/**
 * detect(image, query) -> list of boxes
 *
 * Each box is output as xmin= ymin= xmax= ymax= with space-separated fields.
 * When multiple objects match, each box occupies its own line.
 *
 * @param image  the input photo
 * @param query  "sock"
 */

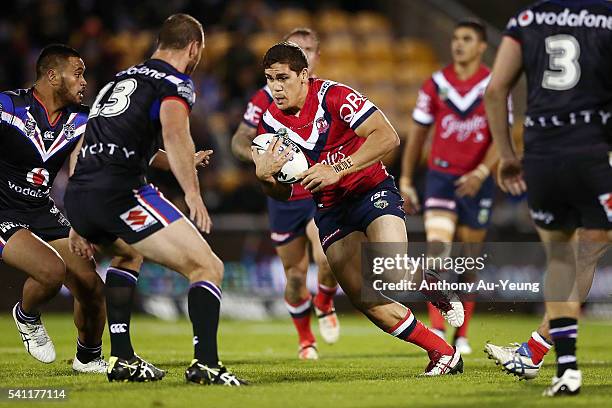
xmin=388 ymin=310 xmax=454 ymax=355
xmin=76 ymin=338 xmax=102 ymax=364
xmin=313 ymin=284 xmax=337 ymax=314
xmin=105 ymin=267 xmax=138 ymax=359
xmin=454 ymin=301 xmax=475 ymax=339
xmin=15 ymin=301 xmax=40 ymax=324
xmin=426 ymin=302 xmax=446 ymax=331
xmin=285 ymin=296 xmax=316 ymax=348
xmin=188 ymin=281 xmax=221 ymax=366
xmin=526 ymin=330 xmax=552 ymax=365
xmin=549 ymin=317 xmax=578 ymax=377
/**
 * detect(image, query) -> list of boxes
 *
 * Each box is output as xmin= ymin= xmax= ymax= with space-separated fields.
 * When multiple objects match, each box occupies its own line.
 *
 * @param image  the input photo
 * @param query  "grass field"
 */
xmin=0 ymin=313 xmax=610 ymax=407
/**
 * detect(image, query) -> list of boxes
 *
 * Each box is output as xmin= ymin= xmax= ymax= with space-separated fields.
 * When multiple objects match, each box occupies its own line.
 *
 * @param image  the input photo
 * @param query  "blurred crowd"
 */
xmin=1 ymin=0 xmax=532 ymax=234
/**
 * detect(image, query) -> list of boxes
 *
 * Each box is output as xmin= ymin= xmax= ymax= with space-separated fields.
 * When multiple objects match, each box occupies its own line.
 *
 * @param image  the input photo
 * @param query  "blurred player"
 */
xmin=484 ymin=0 xmax=611 ymax=396
xmin=0 ymin=44 xmax=134 ymax=373
xmin=231 ymin=28 xmax=339 ymax=360
xmin=65 ymin=14 xmax=245 ymax=386
xmin=400 ymin=20 xmax=506 ymax=354
xmin=252 ymin=42 xmax=465 ymax=375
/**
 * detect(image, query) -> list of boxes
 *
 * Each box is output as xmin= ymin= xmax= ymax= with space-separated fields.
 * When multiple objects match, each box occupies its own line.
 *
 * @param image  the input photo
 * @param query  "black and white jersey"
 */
xmin=504 ymin=0 xmax=612 ymax=154
xmin=0 ymin=88 xmax=87 ymax=210
xmin=70 ymin=59 xmax=196 ymax=190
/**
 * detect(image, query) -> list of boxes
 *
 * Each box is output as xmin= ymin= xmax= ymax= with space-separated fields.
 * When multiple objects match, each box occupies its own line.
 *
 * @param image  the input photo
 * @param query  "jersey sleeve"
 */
xmin=160 ymin=75 xmax=196 ymax=112
xmin=503 ymin=8 xmax=529 ymax=43
xmin=0 ymin=92 xmax=15 ymax=128
xmin=243 ymin=88 xmax=273 ymax=128
xmin=412 ymin=78 xmax=436 ymax=126
xmin=327 ymin=83 xmax=378 ymax=131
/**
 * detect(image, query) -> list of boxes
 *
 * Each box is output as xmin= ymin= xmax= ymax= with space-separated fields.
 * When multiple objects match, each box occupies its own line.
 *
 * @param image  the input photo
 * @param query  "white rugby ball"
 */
xmin=252 ymin=133 xmax=309 ymax=184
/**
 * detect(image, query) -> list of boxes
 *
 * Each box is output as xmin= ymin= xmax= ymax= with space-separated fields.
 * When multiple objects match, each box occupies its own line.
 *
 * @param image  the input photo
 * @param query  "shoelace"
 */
xmin=29 ymin=323 xmax=50 ymax=347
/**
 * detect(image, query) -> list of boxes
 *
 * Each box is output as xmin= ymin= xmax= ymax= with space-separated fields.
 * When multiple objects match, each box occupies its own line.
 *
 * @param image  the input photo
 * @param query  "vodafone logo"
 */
xmin=599 ymin=193 xmax=612 ymax=222
xmin=120 ymin=205 xmax=158 ymax=232
xmin=518 ymin=9 xmax=534 ymax=26
xmin=27 ymin=168 xmax=49 ymax=187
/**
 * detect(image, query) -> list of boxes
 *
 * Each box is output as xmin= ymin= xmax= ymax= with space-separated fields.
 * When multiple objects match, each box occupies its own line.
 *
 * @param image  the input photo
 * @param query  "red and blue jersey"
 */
xmin=413 ymin=64 xmax=510 ymax=176
xmin=258 ymin=78 xmax=389 ymax=208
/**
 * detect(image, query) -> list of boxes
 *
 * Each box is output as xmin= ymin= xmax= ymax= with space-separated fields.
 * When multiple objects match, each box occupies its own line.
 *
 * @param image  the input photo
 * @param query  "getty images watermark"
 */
xmin=360 ymin=242 xmax=612 ymax=303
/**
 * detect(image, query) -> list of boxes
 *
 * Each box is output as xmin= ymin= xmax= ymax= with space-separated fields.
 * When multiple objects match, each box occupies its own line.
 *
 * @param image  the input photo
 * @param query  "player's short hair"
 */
xmin=283 ymin=27 xmax=320 ymax=51
xmin=455 ymin=19 xmax=487 ymax=42
xmin=157 ymin=13 xmax=204 ymax=50
xmin=263 ymin=42 xmax=308 ymax=73
xmin=35 ymin=44 xmax=81 ymax=80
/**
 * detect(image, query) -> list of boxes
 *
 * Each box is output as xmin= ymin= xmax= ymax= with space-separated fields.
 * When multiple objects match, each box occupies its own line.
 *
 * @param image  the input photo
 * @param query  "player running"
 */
xmin=252 ymin=42 xmax=465 ymax=375
xmin=65 ymin=14 xmax=245 ymax=386
xmin=400 ymin=20 xmax=506 ymax=355
xmin=484 ymin=0 xmax=612 ymax=396
xmin=231 ymin=28 xmax=339 ymax=360
xmin=0 ymin=44 xmax=137 ymax=373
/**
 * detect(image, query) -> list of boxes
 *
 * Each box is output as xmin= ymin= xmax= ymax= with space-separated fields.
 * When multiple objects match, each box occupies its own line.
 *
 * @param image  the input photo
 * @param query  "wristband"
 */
xmin=472 ymin=164 xmax=490 ymax=181
xmin=332 ymin=156 xmax=354 ymax=175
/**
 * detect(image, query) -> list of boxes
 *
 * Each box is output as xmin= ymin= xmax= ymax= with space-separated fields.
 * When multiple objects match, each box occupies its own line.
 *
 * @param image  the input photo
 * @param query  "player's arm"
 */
xmin=160 ymin=99 xmax=211 ymax=232
xmin=400 ymin=122 xmax=429 ymax=214
xmin=150 ymin=149 xmax=213 ymax=171
xmin=484 ymin=36 xmax=526 ymax=196
xmin=301 ymin=110 xmax=399 ymax=193
xmin=251 ymin=136 xmax=292 ymax=200
xmin=231 ymin=122 xmax=258 ymax=162
xmin=68 ymin=136 xmax=85 ymax=177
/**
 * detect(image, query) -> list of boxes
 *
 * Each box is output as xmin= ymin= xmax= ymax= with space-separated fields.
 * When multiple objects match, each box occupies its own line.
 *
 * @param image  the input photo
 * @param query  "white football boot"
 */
xmin=422 ymin=348 xmax=463 ymax=376
xmin=315 ymin=306 xmax=340 ymax=344
xmin=542 ymin=369 xmax=581 ymax=397
xmin=298 ymin=344 xmax=319 ymax=360
xmin=454 ymin=336 xmax=472 ymax=355
xmin=12 ymin=303 xmax=55 ymax=363
xmin=72 ymin=355 xmax=108 ymax=373
xmin=484 ymin=342 xmax=541 ymax=379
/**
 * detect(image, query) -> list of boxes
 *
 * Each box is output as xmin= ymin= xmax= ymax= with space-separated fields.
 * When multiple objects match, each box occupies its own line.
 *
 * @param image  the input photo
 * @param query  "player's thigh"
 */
xmin=130 ymin=218 xmax=222 ymax=280
xmin=47 ymin=238 xmax=103 ymax=299
xmin=456 ymin=225 xmax=487 ymax=243
xmin=325 ymin=231 xmax=367 ymax=302
xmin=275 ymin=235 xmax=309 ymax=276
xmin=2 ymin=229 xmax=66 ymax=285
xmin=305 ymin=218 xmax=332 ymax=272
xmin=366 ymin=214 xmax=408 ymax=243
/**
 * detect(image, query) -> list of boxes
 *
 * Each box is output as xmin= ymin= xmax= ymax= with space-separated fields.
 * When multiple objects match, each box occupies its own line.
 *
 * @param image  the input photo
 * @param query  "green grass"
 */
xmin=0 ymin=313 xmax=610 ymax=407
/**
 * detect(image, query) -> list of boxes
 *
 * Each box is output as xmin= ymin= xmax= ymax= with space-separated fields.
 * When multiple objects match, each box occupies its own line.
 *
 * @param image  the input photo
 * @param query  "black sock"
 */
xmin=105 ymin=267 xmax=138 ymax=360
xmin=188 ymin=281 xmax=221 ymax=366
xmin=76 ymin=338 xmax=102 ymax=363
xmin=15 ymin=301 xmax=40 ymax=324
xmin=549 ymin=317 xmax=578 ymax=377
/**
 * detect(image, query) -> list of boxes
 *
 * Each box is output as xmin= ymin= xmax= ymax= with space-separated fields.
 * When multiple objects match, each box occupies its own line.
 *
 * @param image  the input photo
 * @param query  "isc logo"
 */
xmin=110 ymin=323 xmax=128 ymax=333
xmin=370 ymin=191 xmax=388 ymax=201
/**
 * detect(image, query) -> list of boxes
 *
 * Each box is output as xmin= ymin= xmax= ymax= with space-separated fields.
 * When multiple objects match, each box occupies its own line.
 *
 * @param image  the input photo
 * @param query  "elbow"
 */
xmin=387 ymin=128 xmax=400 ymax=152
xmin=484 ymin=86 xmax=507 ymax=105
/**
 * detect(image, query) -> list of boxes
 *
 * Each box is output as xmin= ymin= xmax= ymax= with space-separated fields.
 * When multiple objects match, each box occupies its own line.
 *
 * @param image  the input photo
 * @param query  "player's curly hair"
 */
xmin=263 ymin=42 xmax=308 ymax=74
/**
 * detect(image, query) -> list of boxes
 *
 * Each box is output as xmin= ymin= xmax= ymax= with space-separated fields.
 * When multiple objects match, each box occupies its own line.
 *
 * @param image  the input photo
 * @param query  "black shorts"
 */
xmin=523 ymin=151 xmax=612 ymax=230
xmin=65 ymin=184 xmax=184 ymax=245
xmin=0 ymin=200 xmax=70 ymax=257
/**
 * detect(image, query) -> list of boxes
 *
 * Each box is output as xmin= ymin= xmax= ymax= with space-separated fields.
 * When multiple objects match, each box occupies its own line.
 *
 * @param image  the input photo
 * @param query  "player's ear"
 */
xmin=479 ymin=41 xmax=488 ymax=54
xmin=47 ymin=68 xmax=59 ymax=86
xmin=301 ymin=68 xmax=308 ymax=82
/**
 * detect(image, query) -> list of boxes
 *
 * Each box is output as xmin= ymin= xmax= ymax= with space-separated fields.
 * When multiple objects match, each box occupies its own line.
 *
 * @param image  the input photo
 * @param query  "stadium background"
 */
xmin=0 ymin=0 xmax=610 ymax=320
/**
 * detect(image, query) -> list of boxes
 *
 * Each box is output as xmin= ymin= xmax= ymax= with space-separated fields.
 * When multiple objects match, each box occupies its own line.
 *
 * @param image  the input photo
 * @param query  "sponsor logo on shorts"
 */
xmin=373 ymin=199 xmax=388 ymax=209
xmin=26 ymin=168 xmax=49 ymax=187
xmin=321 ymin=228 xmax=342 ymax=247
xmin=270 ymin=232 xmax=292 ymax=242
xmin=478 ymin=208 xmax=490 ymax=225
xmin=598 ymin=193 xmax=612 ymax=222
xmin=8 ymin=180 xmax=49 ymax=198
xmin=0 ymin=221 xmax=30 ymax=234
xmin=120 ymin=205 xmax=158 ymax=232
xmin=109 ymin=323 xmax=128 ymax=333
xmin=530 ymin=209 xmax=554 ymax=225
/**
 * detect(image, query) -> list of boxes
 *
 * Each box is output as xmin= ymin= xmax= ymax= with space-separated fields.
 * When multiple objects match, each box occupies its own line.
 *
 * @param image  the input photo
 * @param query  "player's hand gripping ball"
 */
xmin=252 ymin=132 xmax=309 ymax=183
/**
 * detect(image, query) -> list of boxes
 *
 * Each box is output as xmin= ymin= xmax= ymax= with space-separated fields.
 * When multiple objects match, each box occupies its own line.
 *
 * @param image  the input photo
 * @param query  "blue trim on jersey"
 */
xmin=350 ymin=106 xmax=377 ymax=131
xmin=0 ymin=92 xmax=15 ymax=114
xmin=433 ymin=80 xmax=483 ymax=119
xmin=149 ymin=98 xmax=161 ymax=122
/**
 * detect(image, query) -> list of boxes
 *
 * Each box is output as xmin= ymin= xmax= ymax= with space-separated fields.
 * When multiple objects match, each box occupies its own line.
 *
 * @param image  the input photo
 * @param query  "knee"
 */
xmin=188 ymin=253 xmax=224 ymax=285
xmin=39 ymin=257 xmax=66 ymax=289
xmin=285 ymin=265 xmax=307 ymax=290
xmin=114 ymin=251 xmax=144 ymax=272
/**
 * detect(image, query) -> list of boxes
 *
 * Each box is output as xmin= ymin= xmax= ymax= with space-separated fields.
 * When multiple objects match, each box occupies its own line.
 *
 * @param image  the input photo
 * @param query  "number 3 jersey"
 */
xmin=258 ymin=78 xmax=389 ymax=209
xmin=0 ymin=89 xmax=87 ymax=210
xmin=70 ymin=59 xmax=196 ymax=190
xmin=504 ymin=0 xmax=612 ymax=155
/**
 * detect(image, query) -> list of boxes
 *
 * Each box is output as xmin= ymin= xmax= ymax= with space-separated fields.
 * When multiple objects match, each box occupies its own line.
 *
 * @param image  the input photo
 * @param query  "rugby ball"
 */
xmin=252 ymin=133 xmax=309 ymax=184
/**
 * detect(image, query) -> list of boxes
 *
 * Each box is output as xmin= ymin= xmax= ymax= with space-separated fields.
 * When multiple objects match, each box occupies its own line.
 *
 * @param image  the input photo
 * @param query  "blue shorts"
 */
xmin=315 ymin=178 xmax=406 ymax=252
xmin=424 ymin=169 xmax=494 ymax=229
xmin=267 ymin=197 xmax=316 ymax=246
